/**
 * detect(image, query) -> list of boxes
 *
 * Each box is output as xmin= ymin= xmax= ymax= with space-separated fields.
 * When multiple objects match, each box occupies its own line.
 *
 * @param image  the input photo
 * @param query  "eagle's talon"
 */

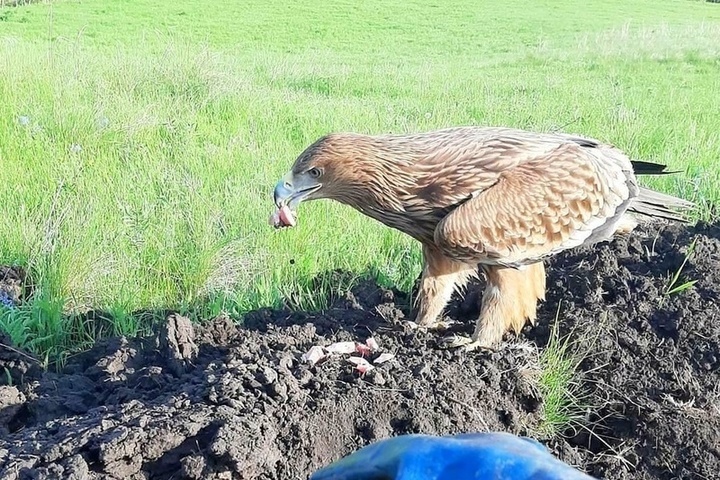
xmin=424 ymin=320 xmax=459 ymax=331
xmin=438 ymin=334 xmax=493 ymax=352
xmin=402 ymin=320 xmax=420 ymax=330
xmin=405 ymin=320 xmax=458 ymax=333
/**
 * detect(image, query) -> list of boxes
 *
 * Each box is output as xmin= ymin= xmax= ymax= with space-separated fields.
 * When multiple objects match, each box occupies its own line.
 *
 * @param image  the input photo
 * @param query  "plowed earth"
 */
xmin=1 ymin=221 xmax=719 ymax=479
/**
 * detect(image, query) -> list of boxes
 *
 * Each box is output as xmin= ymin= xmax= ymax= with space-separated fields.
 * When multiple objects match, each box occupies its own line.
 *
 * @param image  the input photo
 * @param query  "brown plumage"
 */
xmin=272 ymin=126 xmax=695 ymax=350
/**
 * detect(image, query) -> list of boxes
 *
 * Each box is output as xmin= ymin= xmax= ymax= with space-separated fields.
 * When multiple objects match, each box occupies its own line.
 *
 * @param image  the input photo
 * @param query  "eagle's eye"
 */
xmin=308 ymin=167 xmax=322 ymax=179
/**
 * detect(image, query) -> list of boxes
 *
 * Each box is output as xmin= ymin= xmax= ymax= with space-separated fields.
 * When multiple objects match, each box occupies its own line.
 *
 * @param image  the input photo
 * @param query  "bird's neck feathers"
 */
xmin=326 ymin=135 xmax=419 ymax=213
xmin=318 ymin=134 xmax=445 ymax=243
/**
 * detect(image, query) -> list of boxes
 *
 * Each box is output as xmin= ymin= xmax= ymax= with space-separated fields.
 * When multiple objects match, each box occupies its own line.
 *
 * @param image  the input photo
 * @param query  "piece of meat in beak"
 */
xmin=269 ymin=204 xmax=296 ymax=228
xmin=270 ymin=171 xmax=322 ymax=229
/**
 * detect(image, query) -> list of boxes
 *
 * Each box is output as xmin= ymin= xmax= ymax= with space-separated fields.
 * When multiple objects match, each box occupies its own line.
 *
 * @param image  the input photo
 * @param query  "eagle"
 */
xmin=271 ymin=126 xmax=695 ymax=351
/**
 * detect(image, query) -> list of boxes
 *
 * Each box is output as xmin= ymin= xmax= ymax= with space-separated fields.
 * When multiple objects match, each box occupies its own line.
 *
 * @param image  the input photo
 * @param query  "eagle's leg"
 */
xmin=412 ymin=245 xmax=476 ymax=331
xmin=441 ymin=262 xmax=546 ymax=351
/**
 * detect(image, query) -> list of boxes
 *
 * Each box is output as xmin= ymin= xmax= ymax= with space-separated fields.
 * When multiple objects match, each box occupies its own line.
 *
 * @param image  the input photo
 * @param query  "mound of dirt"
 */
xmin=0 ymin=221 xmax=718 ymax=480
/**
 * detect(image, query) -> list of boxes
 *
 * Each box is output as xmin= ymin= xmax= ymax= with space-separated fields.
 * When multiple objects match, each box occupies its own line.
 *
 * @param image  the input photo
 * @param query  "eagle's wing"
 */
xmin=432 ymin=139 xmax=636 ymax=266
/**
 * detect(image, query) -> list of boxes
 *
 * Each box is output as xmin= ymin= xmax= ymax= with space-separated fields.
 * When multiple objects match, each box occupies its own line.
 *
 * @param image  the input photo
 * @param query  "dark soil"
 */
xmin=1 ymin=221 xmax=719 ymax=480
xmin=0 ymin=266 xmax=26 ymax=308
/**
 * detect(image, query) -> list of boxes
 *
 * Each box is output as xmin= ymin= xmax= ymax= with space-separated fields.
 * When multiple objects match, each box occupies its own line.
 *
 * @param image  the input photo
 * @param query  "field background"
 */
xmin=1 ymin=0 xmax=719 ymax=359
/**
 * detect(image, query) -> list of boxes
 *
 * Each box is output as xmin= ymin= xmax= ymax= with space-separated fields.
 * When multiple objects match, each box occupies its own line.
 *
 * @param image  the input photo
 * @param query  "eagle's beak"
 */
xmin=273 ymin=173 xmax=322 ymax=209
xmin=274 ymin=175 xmax=293 ymax=208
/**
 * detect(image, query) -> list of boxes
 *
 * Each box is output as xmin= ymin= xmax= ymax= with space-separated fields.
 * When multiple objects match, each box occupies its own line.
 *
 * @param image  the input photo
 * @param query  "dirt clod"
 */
xmin=0 ymin=221 xmax=719 ymax=479
xmin=0 ymin=386 xmax=25 ymax=435
xmin=0 ymin=265 xmax=26 ymax=307
xmin=158 ymin=314 xmax=199 ymax=376
xmin=0 ymin=333 xmax=42 ymax=386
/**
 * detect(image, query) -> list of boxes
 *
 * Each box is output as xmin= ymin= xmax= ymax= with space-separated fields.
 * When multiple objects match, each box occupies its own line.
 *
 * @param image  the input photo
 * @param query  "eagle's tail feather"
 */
xmin=626 ymin=160 xmax=696 ymax=223
xmin=630 ymin=187 xmax=695 ymax=223
xmin=630 ymin=160 xmax=680 ymax=175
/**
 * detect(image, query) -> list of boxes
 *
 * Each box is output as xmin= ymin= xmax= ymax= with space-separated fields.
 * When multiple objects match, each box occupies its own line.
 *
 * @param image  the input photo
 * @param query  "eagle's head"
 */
xmin=271 ymin=133 xmax=393 ymax=227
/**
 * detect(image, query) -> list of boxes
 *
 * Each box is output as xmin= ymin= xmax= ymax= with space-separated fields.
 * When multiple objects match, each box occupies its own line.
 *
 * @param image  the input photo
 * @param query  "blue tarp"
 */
xmin=310 ymin=432 xmax=597 ymax=480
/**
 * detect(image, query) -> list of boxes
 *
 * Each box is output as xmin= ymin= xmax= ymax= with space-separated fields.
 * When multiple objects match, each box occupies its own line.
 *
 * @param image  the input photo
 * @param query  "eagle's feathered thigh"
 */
xmin=272 ymin=126 xmax=695 ymax=350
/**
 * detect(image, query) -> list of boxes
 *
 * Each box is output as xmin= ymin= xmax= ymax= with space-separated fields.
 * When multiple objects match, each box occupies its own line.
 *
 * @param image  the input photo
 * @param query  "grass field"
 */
xmin=1 ymin=0 xmax=720 ymax=360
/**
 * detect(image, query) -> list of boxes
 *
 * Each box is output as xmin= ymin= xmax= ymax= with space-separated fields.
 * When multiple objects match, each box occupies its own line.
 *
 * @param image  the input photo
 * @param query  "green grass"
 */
xmin=536 ymin=307 xmax=599 ymax=439
xmin=1 ymin=0 xmax=720 ymax=359
xmin=659 ymin=236 xmax=700 ymax=312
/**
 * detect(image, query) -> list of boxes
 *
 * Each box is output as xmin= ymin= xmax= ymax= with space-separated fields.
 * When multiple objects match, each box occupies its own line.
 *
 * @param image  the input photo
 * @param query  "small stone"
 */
xmin=366 ymin=369 xmax=386 ymax=386
xmin=257 ymin=366 xmax=278 ymax=385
